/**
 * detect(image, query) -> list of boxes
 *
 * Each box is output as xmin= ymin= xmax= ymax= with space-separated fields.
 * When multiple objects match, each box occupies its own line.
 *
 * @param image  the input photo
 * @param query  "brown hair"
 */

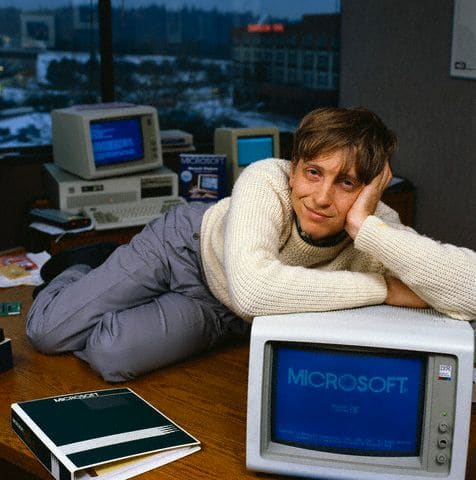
xmin=291 ymin=107 xmax=397 ymax=184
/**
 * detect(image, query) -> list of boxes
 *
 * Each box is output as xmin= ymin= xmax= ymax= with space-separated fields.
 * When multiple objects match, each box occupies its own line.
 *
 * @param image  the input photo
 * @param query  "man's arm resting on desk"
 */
xmin=354 ymin=215 xmax=476 ymax=320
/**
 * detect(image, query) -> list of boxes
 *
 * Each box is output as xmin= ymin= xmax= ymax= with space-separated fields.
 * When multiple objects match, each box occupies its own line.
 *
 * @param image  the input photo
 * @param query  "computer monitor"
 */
xmin=214 ymin=127 xmax=280 ymax=191
xmin=51 ymin=103 xmax=162 ymax=180
xmin=247 ymin=305 xmax=473 ymax=480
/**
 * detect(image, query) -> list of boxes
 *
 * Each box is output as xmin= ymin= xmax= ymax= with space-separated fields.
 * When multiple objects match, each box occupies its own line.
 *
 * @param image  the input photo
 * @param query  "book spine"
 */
xmin=11 ymin=409 xmax=54 ymax=475
xmin=11 ymin=410 xmax=74 ymax=480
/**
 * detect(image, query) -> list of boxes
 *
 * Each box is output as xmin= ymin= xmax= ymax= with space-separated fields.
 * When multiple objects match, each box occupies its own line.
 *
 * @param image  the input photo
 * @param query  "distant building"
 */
xmin=232 ymin=14 xmax=340 ymax=116
xmin=20 ymin=13 xmax=55 ymax=50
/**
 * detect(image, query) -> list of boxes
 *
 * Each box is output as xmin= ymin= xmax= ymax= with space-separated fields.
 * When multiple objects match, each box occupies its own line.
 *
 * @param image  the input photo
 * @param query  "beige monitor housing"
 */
xmin=52 ymin=104 xmax=162 ymax=180
xmin=214 ymin=127 xmax=280 ymax=192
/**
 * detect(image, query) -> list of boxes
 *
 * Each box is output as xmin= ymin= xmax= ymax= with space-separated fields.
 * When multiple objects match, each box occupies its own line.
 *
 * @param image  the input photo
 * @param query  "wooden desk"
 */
xmin=1 ymin=287 xmax=474 ymax=480
xmin=0 ymin=286 xmax=258 ymax=480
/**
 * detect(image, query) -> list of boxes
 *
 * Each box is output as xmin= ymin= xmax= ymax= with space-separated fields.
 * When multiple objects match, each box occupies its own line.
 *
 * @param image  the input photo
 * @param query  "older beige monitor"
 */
xmin=247 ymin=306 xmax=474 ymax=480
xmin=214 ymin=127 xmax=280 ymax=192
xmin=52 ymin=103 xmax=162 ymax=180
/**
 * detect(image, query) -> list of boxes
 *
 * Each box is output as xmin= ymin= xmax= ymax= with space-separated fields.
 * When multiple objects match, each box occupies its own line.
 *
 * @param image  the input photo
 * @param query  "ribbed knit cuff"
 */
xmin=354 ymin=215 xmax=391 ymax=255
xmin=355 ymin=215 xmax=423 ymax=273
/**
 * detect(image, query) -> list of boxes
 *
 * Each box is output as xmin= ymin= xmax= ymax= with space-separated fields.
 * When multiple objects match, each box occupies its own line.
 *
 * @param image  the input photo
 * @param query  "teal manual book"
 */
xmin=11 ymin=388 xmax=201 ymax=480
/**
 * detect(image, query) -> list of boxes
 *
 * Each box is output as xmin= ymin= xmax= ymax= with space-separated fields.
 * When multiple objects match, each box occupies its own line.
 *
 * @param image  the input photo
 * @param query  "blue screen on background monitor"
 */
xmin=271 ymin=344 xmax=425 ymax=456
xmin=91 ymin=117 xmax=144 ymax=166
xmin=237 ymin=136 xmax=273 ymax=167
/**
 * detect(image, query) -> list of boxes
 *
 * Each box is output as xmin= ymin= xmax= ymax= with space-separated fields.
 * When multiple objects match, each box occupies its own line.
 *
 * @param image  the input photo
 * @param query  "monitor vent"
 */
xmin=66 ymin=191 xmax=137 ymax=208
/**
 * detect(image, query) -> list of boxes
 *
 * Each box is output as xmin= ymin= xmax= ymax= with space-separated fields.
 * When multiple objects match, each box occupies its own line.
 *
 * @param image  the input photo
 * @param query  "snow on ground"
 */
xmin=0 ymin=99 xmax=296 ymax=148
xmin=2 ymin=51 xmax=296 ymax=147
xmin=183 ymin=97 xmax=298 ymax=131
xmin=1 ymin=87 xmax=29 ymax=103
xmin=37 ymin=51 xmax=91 ymax=84
xmin=0 ymin=112 xmax=51 ymax=147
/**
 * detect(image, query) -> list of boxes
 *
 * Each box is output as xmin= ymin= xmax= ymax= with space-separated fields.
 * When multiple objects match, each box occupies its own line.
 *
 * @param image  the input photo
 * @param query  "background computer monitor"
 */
xmin=51 ymin=103 xmax=162 ymax=180
xmin=247 ymin=305 xmax=473 ymax=480
xmin=214 ymin=126 xmax=280 ymax=192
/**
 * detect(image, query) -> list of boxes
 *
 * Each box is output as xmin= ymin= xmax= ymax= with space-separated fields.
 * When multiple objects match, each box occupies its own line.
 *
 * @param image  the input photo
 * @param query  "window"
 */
xmin=318 ymin=72 xmax=330 ymax=88
xmin=287 ymin=49 xmax=297 ymax=66
xmin=303 ymin=52 xmax=315 ymax=68
xmin=0 ymin=2 xmax=100 ymax=149
xmin=303 ymin=71 xmax=314 ymax=88
xmin=275 ymin=50 xmax=285 ymax=65
xmin=0 ymin=1 xmax=341 ymax=150
xmin=317 ymin=32 xmax=328 ymax=49
xmin=287 ymin=68 xmax=297 ymax=84
xmin=317 ymin=52 xmax=329 ymax=71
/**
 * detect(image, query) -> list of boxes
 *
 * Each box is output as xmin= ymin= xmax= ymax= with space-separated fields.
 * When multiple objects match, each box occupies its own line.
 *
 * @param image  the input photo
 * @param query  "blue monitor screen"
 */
xmin=237 ymin=136 xmax=274 ymax=167
xmin=271 ymin=344 xmax=425 ymax=456
xmin=90 ymin=117 xmax=144 ymax=166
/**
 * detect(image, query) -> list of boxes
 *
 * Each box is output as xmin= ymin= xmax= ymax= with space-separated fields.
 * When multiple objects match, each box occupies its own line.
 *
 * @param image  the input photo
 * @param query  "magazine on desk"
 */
xmin=0 ymin=249 xmax=50 ymax=287
xmin=11 ymin=388 xmax=201 ymax=480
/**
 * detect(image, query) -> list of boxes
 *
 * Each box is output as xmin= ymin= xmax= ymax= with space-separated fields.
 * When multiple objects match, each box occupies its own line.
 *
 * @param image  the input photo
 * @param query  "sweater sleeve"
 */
xmin=354 ymin=215 xmax=476 ymax=320
xmin=223 ymin=160 xmax=388 ymax=319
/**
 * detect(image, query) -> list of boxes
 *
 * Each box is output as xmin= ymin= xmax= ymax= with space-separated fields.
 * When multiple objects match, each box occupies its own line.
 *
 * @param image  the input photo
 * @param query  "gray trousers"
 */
xmin=26 ymin=203 xmax=249 ymax=382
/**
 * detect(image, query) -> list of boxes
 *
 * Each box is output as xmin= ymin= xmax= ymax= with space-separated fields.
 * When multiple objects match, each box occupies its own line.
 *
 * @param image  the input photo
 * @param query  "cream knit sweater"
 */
xmin=200 ymin=158 xmax=476 ymax=321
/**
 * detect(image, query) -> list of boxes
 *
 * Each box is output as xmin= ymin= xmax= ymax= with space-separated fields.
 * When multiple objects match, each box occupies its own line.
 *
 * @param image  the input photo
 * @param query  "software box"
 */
xmin=179 ymin=154 xmax=227 ymax=203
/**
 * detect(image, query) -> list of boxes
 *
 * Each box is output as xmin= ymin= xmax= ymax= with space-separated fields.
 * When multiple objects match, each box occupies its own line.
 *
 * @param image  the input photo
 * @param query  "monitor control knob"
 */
xmin=438 ymin=422 xmax=449 ymax=433
xmin=436 ymin=453 xmax=448 ymax=464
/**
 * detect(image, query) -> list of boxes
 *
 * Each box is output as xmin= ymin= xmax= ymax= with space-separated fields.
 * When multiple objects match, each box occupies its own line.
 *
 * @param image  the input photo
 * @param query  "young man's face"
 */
xmin=289 ymin=150 xmax=364 ymax=240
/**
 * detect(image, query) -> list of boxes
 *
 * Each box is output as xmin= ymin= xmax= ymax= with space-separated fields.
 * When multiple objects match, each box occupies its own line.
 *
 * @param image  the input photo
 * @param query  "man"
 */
xmin=27 ymin=107 xmax=476 ymax=382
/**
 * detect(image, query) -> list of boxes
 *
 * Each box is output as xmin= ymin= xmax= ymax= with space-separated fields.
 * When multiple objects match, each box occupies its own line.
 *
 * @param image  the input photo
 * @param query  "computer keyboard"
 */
xmin=83 ymin=197 xmax=187 ymax=230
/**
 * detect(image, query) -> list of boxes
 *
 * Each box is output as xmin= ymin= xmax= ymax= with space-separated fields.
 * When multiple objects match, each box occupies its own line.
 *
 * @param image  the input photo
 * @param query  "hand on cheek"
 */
xmin=345 ymin=163 xmax=393 ymax=239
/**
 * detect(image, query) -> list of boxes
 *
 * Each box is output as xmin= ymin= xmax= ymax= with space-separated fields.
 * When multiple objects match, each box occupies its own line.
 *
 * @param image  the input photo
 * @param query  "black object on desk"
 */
xmin=30 ymin=208 xmax=91 ymax=230
xmin=0 ymin=328 xmax=13 ymax=373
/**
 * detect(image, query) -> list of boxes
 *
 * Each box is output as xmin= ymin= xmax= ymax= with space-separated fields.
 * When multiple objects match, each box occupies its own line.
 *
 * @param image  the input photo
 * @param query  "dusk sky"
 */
xmin=0 ymin=0 xmax=341 ymax=20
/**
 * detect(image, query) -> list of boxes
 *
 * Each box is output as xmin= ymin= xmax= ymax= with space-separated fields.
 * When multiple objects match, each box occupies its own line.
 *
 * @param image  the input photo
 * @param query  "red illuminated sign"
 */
xmin=247 ymin=23 xmax=284 ymax=33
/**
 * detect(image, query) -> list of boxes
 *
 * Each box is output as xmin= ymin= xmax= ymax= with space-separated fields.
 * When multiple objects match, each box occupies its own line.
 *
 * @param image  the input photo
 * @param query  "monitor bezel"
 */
xmin=84 ymin=112 xmax=158 ymax=177
xmin=269 ymin=341 xmax=427 ymax=458
xmin=90 ymin=115 xmax=146 ymax=168
xmin=262 ymin=341 xmax=433 ymax=469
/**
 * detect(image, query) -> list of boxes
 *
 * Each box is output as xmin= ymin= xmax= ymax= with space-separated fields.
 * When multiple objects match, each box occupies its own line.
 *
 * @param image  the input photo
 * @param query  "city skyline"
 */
xmin=0 ymin=0 xmax=341 ymax=20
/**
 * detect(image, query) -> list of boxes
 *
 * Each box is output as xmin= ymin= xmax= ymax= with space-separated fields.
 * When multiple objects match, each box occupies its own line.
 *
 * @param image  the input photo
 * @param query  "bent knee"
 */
xmin=81 ymin=346 xmax=140 ymax=383
xmin=26 ymin=330 xmax=53 ymax=354
xmin=26 ymin=307 xmax=89 ymax=354
xmin=26 ymin=311 xmax=61 ymax=354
